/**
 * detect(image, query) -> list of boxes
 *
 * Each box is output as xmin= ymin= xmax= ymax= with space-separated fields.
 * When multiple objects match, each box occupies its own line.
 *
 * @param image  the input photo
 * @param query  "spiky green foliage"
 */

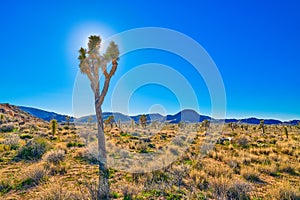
xmin=259 ymin=120 xmax=265 ymax=134
xmin=284 ymin=127 xmax=288 ymax=138
xmin=104 ymin=116 xmax=114 ymax=128
xmin=104 ymin=41 xmax=120 ymax=61
xmin=65 ymin=116 xmax=71 ymax=127
xmin=88 ymin=35 xmax=101 ymax=54
xmin=50 ymin=119 xmax=57 ymax=136
xmin=140 ymin=114 xmax=147 ymax=128
xmin=78 ymin=47 xmax=86 ymax=62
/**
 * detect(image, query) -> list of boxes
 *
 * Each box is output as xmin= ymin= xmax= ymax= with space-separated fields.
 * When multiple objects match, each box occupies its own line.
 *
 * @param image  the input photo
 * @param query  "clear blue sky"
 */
xmin=0 ymin=0 xmax=299 ymax=120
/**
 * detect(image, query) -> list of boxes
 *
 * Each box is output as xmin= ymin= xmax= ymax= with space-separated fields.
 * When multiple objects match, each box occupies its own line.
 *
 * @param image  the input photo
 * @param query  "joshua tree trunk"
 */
xmin=95 ymin=102 xmax=109 ymax=199
xmin=78 ymin=36 xmax=119 ymax=199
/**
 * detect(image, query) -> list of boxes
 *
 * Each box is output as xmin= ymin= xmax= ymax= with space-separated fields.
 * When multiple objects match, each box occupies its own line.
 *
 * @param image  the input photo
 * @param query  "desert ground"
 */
xmin=0 ymin=104 xmax=299 ymax=199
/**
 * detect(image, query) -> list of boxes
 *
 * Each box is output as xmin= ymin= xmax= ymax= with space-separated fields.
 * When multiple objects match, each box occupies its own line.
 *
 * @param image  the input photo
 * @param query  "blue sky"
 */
xmin=0 ymin=0 xmax=300 ymax=120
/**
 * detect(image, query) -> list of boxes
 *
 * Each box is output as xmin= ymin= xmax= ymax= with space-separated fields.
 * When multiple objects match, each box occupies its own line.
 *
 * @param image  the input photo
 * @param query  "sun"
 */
xmin=67 ymin=21 xmax=114 ymax=55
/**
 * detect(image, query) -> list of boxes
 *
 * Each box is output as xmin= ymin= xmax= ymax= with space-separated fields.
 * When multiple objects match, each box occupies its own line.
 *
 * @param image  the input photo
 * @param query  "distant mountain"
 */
xmin=166 ymin=109 xmax=211 ymax=123
xmin=130 ymin=113 xmax=165 ymax=123
xmin=225 ymin=117 xmax=282 ymax=125
xmin=283 ymin=120 xmax=300 ymax=126
xmin=224 ymin=119 xmax=239 ymax=123
xmin=75 ymin=112 xmax=132 ymax=123
xmin=18 ymin=106 xmax=74 ymax=122
xmin=16 ymin=105 xmax=300 ymax=125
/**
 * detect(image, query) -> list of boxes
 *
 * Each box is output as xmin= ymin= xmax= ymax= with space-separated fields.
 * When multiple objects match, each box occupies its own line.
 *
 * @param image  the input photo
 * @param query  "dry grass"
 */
xmin=0 ymin=120 xmax=299 ymax=199
xmin=240 ymin=167 xmax=261 ymax=182
xmin=266 ymin=180 xmax=300 ymax=200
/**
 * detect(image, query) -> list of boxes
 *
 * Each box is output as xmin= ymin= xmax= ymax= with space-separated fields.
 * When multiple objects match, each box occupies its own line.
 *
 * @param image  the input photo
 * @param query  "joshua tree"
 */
xmin=104 ymin=115 xmax=114 ymax=128
xmin=65 ymin=115 xmax=71 ymax=127
xmin=50 ymin=119 xmax=57 ymax=136
xmin=140 ymin=114 xmax=147 ymax=128
xmin=0 ymin=114 xmax=4 ymax=124
xmin=259 ymin=120 xmax=265 ymax=134
xmin=78 ymin=35 xmax=119 ymax=199
xmin=117 ymin=119 xmax=121 ymax=128
xmin=88 ymin=116 xmax=94 ymax=125
xmin=228 ymin=122 xmax=236 ymax=131
xmin=202 ymin=119 xmax=210 ymax=131
xmin=131 ymin=119 xmax=135 ymax=131
xmin=284 ymin=126 xmax=288 ymax=139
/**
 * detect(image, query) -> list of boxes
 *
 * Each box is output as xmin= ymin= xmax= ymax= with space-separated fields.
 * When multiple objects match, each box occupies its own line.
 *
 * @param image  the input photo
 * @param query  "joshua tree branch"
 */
xmin=98 ymin=59 xmax=118 ymax=106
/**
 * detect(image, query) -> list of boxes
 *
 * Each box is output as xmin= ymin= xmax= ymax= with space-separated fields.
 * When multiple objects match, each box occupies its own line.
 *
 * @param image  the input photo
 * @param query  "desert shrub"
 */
xmin=241 ymin=167 xmax=261 ymax=182
xmin=210 ymin=176 xmax=251 ymax=200
xmin=171 ymin=164 xmax=190 ymax=190
xmin=0 ymin=180 xmax=12 ymax=194
xmin=235 ymin=136 xmax=249 ymax=148
xmin=40 ymin=180 xmax=84 ymax=200
xmin=267 ymin=181 xmax=300 ymax=200
xmin=227 ymin=181 xmax=251 ymax=200
xmin=44 ymin=161 xmax=68 ymax=176
xmin=0 ymin=124 xmax=15 ymax=133
xmin=67 ymin=141 xmax=85 ymax=148
xmin=279 ymin=163 xmax=297 ymax=175
xmin=172 ymin=136 xmax=184 ymax=147
xmin=281 ymin=148 xmax=294 ymax=156
xmin=204 ymin=162 xmax=232 ymax=178
xmin=0 ymin=144 xmax=10 ymax=152
xmin=210 ymin=176 xmax=231 ymax=199
xmin=121 ymin=185 xmax=137 ymax=200
xmin=15 ymin=137 xmax=50 ymax=160
xmin=18 ymin=164 xmax=47 ymax=189
xmin=226 ymin=159 xmax=241 ymax=174
xmin=208 ymin=151 xmax=224 ymax=161
xmin=136 ymin=142 xmax=148 ymax=153
xmin=75 ymin=145 xmax=98 ymax=164
xmin=19 ymin=134 xmax=33 ymax=139
xmin=258 ymin=163 xmax=280 ymax=177
xmin=3 ymin=134 xmax=20 ymax=150
xmin=190 ymin=169 xmax=209 ymax=190
xmin=43 ymin=149 xmax=65 ymax=165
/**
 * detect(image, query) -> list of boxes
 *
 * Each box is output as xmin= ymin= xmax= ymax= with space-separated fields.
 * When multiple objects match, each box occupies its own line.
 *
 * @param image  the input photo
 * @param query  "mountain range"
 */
xmin=17 ymin=105 xmax=300 ymax=125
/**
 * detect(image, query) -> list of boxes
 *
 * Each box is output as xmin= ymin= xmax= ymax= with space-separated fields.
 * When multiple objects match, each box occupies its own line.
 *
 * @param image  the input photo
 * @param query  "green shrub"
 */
xmin=111 ymin=191 xmax=121 ymax=198
xmin=67 ymin=142 xmax=85 ymax=148
xmin=241 ymin=168 xmax=261 ymax=182
xmin=19 ymin=134 xmax=33 ymax=139
xmin=17 ymin=165 xmax=47 ymax=190
xmin=120 ymin=132 xmax=131 ymax=137
xmin=0 ymin=124 xmax=15 ymax=133
xmin=0 ymin=180 xmax=12 ymax=194
xmin=15 ymin=137 xmax=50 ymax=160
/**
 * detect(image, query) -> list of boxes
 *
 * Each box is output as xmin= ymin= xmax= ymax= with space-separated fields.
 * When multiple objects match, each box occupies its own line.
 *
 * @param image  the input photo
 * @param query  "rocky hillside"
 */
xmin=0 ymin=103 xmax=44 ymax=126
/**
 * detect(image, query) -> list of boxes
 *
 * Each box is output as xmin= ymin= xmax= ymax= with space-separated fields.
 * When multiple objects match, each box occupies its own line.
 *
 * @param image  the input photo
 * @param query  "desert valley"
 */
xmin=0 ymin=103 xmax=299 ymax=199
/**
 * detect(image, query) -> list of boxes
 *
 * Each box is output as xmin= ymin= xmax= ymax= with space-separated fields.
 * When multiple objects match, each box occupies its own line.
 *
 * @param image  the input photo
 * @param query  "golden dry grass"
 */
xmin=0 ymin=120 xmax=299 ymax=199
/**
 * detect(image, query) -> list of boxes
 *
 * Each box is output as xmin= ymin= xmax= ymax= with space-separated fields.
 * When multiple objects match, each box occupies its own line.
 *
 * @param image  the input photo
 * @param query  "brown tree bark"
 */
xmin=93 ymin=59 xmax=117 ymax=199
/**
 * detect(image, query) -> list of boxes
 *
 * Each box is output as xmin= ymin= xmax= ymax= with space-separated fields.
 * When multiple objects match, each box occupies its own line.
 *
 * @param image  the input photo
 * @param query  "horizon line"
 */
xmin=10 ymin=103 xmax=300 ymax=122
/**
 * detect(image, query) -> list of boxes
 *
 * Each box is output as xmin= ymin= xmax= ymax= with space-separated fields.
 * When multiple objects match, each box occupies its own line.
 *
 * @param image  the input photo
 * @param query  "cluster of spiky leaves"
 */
xmin=78 ymin=35 xmax=119 ymax=76
xmin=88 ymin=35 xmax=101 ymax=54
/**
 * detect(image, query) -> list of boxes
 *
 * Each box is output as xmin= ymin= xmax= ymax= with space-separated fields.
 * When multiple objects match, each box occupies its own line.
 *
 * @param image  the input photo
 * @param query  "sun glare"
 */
xmin=67 ymin=22 xmax=114 ymax=59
